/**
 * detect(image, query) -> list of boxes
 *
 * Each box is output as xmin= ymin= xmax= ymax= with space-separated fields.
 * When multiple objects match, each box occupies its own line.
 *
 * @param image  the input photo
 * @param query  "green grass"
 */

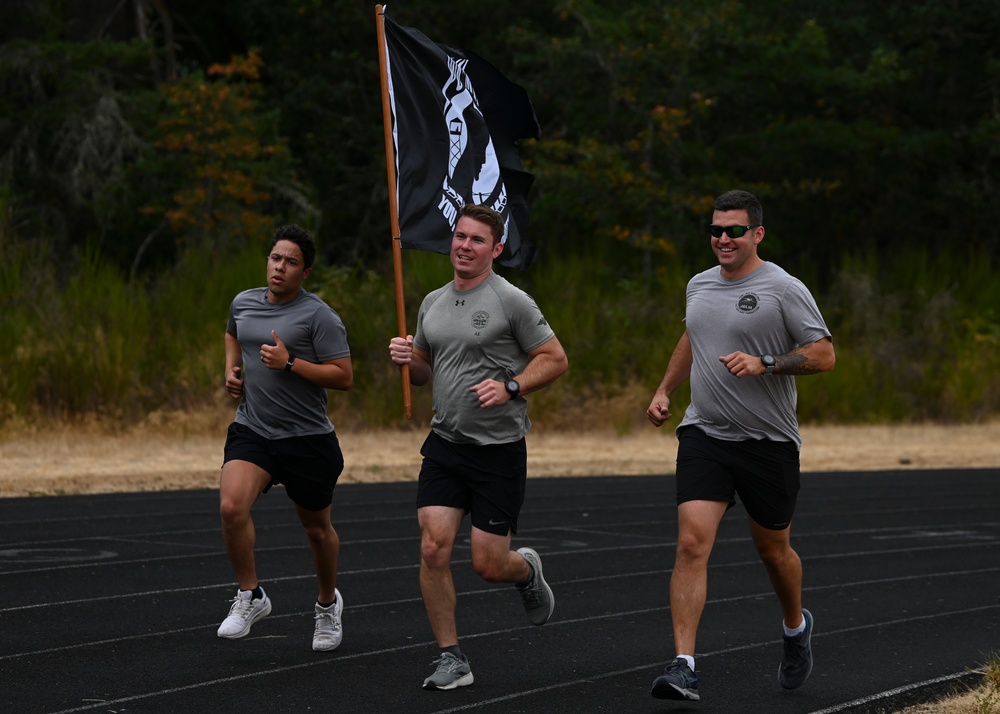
xmin=1 ymin=241 xmax=996 ymax=429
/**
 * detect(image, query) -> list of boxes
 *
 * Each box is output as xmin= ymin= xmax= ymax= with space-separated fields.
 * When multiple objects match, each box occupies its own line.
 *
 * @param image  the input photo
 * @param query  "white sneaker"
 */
xmin=312 ymin=588 xmax=344 ymax=652
xmin=217 ymin=587 xmax=272 ymax=639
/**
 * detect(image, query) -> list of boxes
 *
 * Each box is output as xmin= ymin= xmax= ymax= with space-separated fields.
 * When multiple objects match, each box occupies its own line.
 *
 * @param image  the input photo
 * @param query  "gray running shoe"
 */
xmin=779 ymin=608 xmax=814 ymax=689
xmin=651 ymin=657 xmax=700 ymax=701
xmin=516 ymin=547 xmax=555 ymax=626
xmin=422 ymin=652 xmax=474 ymax=690
xmin=217 ymin=587 xmax=272 ymax=639
xmin=312 ymin=588 xmax=343 ymax=652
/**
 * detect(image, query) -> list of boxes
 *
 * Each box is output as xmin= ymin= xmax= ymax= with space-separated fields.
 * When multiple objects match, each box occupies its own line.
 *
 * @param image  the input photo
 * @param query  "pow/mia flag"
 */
xmin=382 ymin=11 xmax=541 ymax=270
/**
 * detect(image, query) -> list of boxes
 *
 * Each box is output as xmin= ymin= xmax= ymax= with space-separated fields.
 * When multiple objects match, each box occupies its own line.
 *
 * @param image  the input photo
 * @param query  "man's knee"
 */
xmin=219 ymin=496 xmax=250 ymax=527
xmin=421 ymin=531 xmax=455 ymax=569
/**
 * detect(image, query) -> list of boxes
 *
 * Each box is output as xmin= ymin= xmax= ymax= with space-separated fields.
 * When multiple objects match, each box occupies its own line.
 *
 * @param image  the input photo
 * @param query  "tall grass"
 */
xmin=1 ymin=241 xmax=996 ymax=431
xmin=808 ymin=247 xmax=1000 ymax=422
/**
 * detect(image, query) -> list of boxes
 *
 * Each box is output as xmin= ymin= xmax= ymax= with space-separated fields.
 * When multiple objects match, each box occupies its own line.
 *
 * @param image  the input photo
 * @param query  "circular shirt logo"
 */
xmin=472 ymin=310 xmax=490 ymax=329
xmin=737 ymin=293 xmax=760 ymax=314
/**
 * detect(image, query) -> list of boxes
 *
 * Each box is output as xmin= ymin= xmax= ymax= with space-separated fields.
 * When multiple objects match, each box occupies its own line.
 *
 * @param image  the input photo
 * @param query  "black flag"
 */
xmin=382 ymin=12 xmax=541 ymax=269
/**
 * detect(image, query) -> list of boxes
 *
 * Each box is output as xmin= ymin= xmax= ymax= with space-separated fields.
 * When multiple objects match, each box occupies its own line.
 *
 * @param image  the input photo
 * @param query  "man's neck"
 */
xmin=453 ymin=270 xmax=492 ymax=291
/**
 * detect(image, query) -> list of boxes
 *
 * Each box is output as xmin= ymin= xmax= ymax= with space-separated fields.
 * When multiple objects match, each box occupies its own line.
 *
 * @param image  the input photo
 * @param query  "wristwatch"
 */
xmin=505 ymin=379 xmax=521 ymax=399
xmin=285 ymin=354 xmax=296 ymax=372
xmin=760 ymin=354 xmax=776 ymax=375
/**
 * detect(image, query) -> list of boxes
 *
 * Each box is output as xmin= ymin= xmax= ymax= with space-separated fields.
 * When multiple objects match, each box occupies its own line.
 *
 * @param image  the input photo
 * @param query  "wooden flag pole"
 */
xmin=375 ymin=4 xmax=412 ymax=420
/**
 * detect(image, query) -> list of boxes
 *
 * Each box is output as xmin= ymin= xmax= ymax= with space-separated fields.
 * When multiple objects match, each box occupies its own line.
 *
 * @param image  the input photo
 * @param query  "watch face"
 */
xmin=505 ymin=379 xmax=520 ymax=396
xmin=762 ymin=355 xmax=776 ymax=366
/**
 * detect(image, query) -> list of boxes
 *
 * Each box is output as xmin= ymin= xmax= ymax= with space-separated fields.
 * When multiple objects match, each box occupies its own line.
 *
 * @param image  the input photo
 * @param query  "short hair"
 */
xmin=713 ymin=190 xmax=763 ymax=226
xmin=457 ymin=204 xmax=505 ymax=246
xmin=271 ymin=224 xmax=316 ymax=268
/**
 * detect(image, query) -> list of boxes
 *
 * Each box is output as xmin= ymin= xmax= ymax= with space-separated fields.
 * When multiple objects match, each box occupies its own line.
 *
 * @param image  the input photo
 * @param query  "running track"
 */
xmin=2 ymin=469 xmax=998 ymax=713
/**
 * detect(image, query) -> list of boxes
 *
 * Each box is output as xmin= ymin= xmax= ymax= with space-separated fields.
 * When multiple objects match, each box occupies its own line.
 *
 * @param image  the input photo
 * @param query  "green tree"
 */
xmin=0 ymin=38 xmax=154 ymax=264
xmin=138 ymin=48 xmax=312 ymax=264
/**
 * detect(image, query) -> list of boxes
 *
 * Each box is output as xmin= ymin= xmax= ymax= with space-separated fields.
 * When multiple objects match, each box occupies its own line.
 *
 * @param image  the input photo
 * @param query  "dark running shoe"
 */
xmin=779 ymin=608 xmax=814 ymax=689
xmin=422 ymin=652 xmax=474 ymax=690
xmin=651 ymin=657 xmax=700 ymax=701
xmin=516 ymin=547 xmax=555 ymax=626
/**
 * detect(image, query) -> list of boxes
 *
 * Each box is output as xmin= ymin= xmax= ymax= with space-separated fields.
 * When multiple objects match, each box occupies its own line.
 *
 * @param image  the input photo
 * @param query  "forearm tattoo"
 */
xmin=776 ymin=343 xmax=825 ymax=375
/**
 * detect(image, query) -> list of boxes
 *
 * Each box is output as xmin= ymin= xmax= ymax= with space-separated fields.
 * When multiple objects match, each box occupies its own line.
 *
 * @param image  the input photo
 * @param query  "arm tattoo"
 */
xmin=776 ymin=343 xmax=825 ymax=375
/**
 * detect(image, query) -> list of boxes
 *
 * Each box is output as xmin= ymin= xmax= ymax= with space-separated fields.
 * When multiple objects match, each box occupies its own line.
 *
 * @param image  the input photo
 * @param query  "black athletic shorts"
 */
xmin=416 ymin=431 xmax=527 ymax=536
xmin=223 ymin=422 xmax=344 ymax=511
xmin=675 ymin=425 xmax=801 ymax=530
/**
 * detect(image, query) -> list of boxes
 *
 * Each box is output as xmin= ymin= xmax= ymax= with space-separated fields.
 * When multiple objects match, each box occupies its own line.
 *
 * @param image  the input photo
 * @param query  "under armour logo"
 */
xmin=455 ymin=300 xmax=465 ymax=306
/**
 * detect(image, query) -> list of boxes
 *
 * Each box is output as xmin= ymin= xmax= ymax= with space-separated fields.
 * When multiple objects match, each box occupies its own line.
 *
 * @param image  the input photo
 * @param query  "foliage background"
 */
xmin=1 ymin=0 xmax=998 ymax=430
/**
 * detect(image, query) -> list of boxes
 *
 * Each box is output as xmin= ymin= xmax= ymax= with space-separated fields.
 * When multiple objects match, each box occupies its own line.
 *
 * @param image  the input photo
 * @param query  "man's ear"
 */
xmin=493 ymin=241 xmax=505 ymax=259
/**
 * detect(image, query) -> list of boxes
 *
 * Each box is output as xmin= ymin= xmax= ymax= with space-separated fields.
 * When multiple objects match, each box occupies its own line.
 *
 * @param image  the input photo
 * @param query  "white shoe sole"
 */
xmin=217 ymin=599 xmax=272 ymax=639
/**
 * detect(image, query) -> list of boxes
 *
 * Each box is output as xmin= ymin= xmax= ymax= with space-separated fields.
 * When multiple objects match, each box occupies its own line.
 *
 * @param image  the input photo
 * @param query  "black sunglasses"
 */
xmin=709 ymin=224 xmax=759 ymax=238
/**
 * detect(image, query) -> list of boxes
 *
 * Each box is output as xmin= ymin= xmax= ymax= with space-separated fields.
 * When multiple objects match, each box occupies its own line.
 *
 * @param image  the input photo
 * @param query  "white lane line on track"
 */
xmin=37 ymin=602 xmax=1000 ymax=714
xmin=5 ymin=568 xmax=999 ymax=661
xmin=805 ymin=671 xmax=982 ymax=714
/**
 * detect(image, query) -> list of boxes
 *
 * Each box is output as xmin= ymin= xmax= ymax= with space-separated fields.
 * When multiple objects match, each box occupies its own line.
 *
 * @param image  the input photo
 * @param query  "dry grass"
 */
xmin=1 ymin=407 xmax=997 ymax=498
xmin=888 ymin=657 xmax=1000 ymax=714
xmin=889 ymin=691 xmax=978 ymax=714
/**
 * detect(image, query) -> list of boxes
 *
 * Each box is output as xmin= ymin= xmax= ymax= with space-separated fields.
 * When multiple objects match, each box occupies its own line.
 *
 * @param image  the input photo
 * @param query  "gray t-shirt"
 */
xmin=414 ymin=272 xmax=556 ymax=445
xmin=227 ymin=288 xmax=351 ymax=439
xmin=677 ymin=262 xmax=831 ymax=448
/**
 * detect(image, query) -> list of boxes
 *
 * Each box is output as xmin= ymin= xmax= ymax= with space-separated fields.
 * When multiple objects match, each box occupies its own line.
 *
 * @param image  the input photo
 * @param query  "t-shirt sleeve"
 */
xmin=311 ymin=306 xmax=351 ymax=361
xmin=783 ymin=279 xmax=832 ymax=345
xmin=508 ymin=289 xmax=556 ymax=352
xmin=413 ymin=290 xmax=441 ymax=355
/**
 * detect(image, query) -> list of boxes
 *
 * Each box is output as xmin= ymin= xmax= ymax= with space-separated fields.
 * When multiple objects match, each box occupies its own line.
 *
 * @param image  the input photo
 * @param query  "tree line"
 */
xmin=1 ymin=0 xmax=997 ymax=425
xmin=3 ymin=1 xmax=998 ymax=278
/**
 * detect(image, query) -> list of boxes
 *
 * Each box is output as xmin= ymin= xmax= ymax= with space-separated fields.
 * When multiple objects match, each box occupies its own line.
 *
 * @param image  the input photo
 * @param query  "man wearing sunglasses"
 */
xmin=645 ymin=189 xmax=835 ymax=701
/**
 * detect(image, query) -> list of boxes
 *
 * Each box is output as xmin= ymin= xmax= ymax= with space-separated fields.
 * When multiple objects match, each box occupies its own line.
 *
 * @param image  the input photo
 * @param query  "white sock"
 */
xmin=783 ymin=614 xmax=806 ymax=638
xmin=677 ymin=654 xmax=695 ymax=671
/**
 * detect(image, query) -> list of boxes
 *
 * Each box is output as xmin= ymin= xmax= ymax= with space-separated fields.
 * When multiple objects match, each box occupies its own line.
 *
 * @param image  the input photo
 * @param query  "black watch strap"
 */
xmin=285 ymin=354 xmax=296 ymax=372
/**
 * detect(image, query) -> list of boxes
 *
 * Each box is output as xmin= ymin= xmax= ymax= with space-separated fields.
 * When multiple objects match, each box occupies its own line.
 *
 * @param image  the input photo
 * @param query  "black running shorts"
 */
xmin=675 ymin=425 xmax=801 ymax=530
xmin=416 ymin=431 xmax=527 ymax=536
xmin=223 ymin=422 xmax=344 ymax=511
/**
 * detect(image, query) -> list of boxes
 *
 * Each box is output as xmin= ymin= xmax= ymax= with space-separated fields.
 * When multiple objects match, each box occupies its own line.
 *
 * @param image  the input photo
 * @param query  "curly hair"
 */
xmin=271 ymin=225 xmax=316 ymax=268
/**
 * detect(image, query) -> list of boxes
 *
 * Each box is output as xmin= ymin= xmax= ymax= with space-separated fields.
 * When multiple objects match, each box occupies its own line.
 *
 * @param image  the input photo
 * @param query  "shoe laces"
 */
xmin=431 ymin=653 xmax=463 ymax=673
xmin=228 ymin=595 xmax=256 ymax=620
xmin=518 ymin=574 xmax=542 ymax=602
xmin=314 ymin=608 xmax=341 ymax=635
xmin=783 ymin=635 xmax=809 ymax=660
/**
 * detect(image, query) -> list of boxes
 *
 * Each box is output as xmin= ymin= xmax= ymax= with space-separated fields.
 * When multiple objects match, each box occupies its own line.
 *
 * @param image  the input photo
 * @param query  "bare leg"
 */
xmin=219 ymin=460 xmax=272 ymax=589
xmin=418 ymin=506 xmax=465 ymax=647
xmin=748 ymin=517 xmax=803 ymax=628
xmin=296 ymin=504 xmax=340 ymax=604
xmin=670 ymin=500 xmax=728 ymax=656
xmin=469 ymin=526 xmax=532 ymax=584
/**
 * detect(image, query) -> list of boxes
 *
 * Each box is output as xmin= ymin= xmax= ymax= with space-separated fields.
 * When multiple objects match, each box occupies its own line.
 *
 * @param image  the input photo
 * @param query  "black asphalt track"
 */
xmin=2 ymin=469 xmax=998 ymax=714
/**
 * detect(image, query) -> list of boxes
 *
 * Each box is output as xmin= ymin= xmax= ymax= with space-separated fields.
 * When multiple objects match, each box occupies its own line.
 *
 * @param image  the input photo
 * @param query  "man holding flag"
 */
xmin=388 ymin=203 xmax=568 ymax=690
xmin=378 ymin=9 xmax=562 ymax=689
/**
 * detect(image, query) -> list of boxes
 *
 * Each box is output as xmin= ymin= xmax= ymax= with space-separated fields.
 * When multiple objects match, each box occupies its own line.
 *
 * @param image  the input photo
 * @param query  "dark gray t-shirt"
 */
xmin=414 ymin=272 xmax=556 ymax=445
xmin=227 ymin=288 xmax=350 ymax=439
xmin=677 ymin=262 xmax=831 ymax=448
